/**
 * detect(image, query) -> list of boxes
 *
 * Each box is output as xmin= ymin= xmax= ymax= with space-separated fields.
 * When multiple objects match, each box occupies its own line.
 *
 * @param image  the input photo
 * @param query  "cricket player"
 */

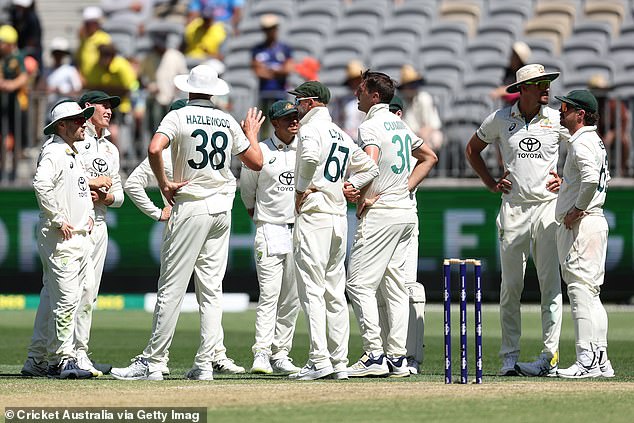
xmin=73 ymin=90 xmax=124 ymax=375
xmin=465 ymin=64 xmax=567 ymax=376
xmin=289 ymin=81 xmax=379 ymax=380
xmin=111 ymin=65 xmax=263 ymax=380
xmin=123 ymin=100 xmax=246 ymax=376
xmin=346 ymin=72 xmax=437 ymax=378
xmin=554 ymin=89 xmax=614 ymax=378
xmin=241 ymin=100 xmax=301 ymax=375
xmin=27 ymin=100 xmax=98 ymax=379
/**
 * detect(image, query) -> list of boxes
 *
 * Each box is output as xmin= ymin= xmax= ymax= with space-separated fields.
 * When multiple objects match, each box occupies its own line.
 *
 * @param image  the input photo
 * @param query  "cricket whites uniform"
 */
xmin=347 ymin=104 xmax=420 ymax=361
xmin=137 ymin=99 xmax=250 ymax=374
xmin=74 ymin=123 xmax=124 ymax=353
xmin=240 ymin=134 xmax=300 ymax=360
xmin=555 ymin=125 xmax=610 ymax=366
xmin=31 ymin=136 xmax=95 ymax=365
xmin=477 ymin=103 xmax=567 ymax=362
xmin=293 ymin=106 xmax=378 ymax=376
xmin=124 ymin=147 xmax=240 ymax=372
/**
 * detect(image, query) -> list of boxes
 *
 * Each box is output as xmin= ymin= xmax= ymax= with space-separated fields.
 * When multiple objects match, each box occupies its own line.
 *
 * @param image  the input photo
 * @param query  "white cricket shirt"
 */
xmin=357 ymin=103 xmax=423 ymax=209
xmin=124 ymin=148 xmax=173 ymax=221
xmin=240 ymin=133 xmax=296 ymax=225
xmin=294 ymin=107 xmax=379 ymax=216
xmin=477 ymin=103 xmax=569 ymax=204
xmin=555 ymin=126 xmax=609 ymax=222
xmin=75 ymin=122 xmax=124 ymax=222
xmin=156 ymin=99 xmax=250 ymax=212
xmin=33 ymin=135 xmax=93 ymax=232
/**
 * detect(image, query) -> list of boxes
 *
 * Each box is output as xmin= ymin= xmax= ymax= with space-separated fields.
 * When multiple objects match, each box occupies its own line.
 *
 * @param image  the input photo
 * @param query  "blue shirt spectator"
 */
xmin=188 ymin=0 xmax=243 ymax=34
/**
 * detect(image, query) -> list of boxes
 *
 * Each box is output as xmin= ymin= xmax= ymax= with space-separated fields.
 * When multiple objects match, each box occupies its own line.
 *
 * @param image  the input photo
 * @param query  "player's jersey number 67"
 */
xmin=188 ymin=129 xmax=228 ymax=170
xmin=324 ymin=142 xmax=350 ymax=182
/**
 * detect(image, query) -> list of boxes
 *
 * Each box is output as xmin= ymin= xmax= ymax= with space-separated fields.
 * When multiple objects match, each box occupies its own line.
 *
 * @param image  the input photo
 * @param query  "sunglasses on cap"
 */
xmin=294 ymin=96 xmax=318 ymax=106
xmin=524 ymin=80 xmax=551 ymax=90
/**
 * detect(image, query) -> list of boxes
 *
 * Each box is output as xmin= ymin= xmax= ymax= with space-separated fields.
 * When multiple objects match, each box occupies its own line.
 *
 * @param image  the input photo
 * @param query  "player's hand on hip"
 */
xmin=87 ymin=217 xmax=94 ymax=234
xmin=564 ymin=207 xmax=586 ymax=229
xmin=356 ymin=194 xmax=380 ymax=219
xmin=491 ymin=170 xmax=511 ymax=194
xmin=295 ymin=188 xmax=317 ymax=214
xmin=343 ymin=181 xmax=360 ymax=202
xmin=241 ymin=107 xmax=266 ymax=138
xmin=162 ymin=180 xmax=189 ymax=206
xmin=159 ymin=206 xmax=172 ymax=222
xmin=59 ymin=222 xmax=74 ymax=240
xmin=546 ymin=170 xmax=562 ymax=193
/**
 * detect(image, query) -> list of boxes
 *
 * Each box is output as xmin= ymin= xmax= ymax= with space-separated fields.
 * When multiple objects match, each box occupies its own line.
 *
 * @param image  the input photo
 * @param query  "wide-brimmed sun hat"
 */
xmin=506 ymin=63 xmax=560 ymax=93
xmin=43 ymin=100 xmax=95 ymax=135
xmin=174 ymin=64 xmax=230 ymax=96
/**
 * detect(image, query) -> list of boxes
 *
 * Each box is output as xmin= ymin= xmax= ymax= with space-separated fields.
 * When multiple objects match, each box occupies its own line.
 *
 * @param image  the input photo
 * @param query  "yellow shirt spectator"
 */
xmin=84 ymin=47 xmax=138 ymax=114
xmin=184 ymin=18 xmax=226 ymax=59
xmin=76 ymin=29 xmax=111 ymax=76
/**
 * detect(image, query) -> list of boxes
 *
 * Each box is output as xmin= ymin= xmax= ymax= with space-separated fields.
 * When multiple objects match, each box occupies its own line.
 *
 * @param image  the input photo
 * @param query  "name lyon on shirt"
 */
xmin=186 ymin=115 xmax=230 ymax=128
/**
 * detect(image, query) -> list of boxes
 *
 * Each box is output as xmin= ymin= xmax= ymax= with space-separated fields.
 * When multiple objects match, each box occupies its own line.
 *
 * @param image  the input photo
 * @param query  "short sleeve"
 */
xmin=476 ymin=111 xmax=499 ymax=144
xmin=156 ymin=110 xmax=180 ymax=141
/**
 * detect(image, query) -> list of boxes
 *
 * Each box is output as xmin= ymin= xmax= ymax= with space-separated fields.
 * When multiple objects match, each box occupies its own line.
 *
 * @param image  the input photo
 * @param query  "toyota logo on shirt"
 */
xmin=518 ymin=138 xmax=543 ymax=158
xmin=278 ymin=171 xmax=294 ymax=192
xmin=93 ymin=158 xmax=108 ymax=173
xmin=78 ymin=176 xmax=87 ymax=191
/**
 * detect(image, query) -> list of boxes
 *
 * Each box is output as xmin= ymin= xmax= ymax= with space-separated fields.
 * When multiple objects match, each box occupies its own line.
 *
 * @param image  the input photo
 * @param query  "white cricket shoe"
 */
xmin=515 ymin=352 xmax=558 ymax=377
xmin=213 ymin=357 xmax=246 ymax=374
xmin=134 ymin=355 xmax=169 ymax=375
xmin=21 ymin=357 xmax=47 ymax=377
xmin=387 ymin=356 xmax=410 ymax=378
xmin=331 ymin=365 xmax=348 ymax=380
xmin=75 ymin=350 xmax=103 ymax=377
xmin=111 ymin=357 xmax=163 ymax=380
xmin=407 ymin=357 xmax=420 ymax=375
xmin=346 ymin=353 xmax=389 ymax=377
xmin=271 ymin=357 xmax=301 ymax=374
xmin=597 ymin=349 xmax=615 ymax=378
xmin=557 ymin=360 xmax=601 ymax=379
xmin=498 ymin=353 xmax=519 ymax=376
xmin=185 ymin=368 xmax=214 ymax=380
xmin=251 ymin=352 xmax=273 ymax=374
xmin=288 ymin=363 xmax=334 ymax=380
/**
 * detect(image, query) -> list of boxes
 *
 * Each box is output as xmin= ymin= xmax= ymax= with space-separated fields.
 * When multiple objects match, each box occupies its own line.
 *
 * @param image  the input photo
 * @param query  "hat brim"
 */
xmin=43 ymin=106 xmax=95 ymax=135
xmin=554 ymin=95 xmax=597 ymax=113
xmin=174 ymin=74 xmax=230 ymax=96
xmin=271 ymin=108 xmax=298 ymax=120
xmin=506 ymin=72 xmax=560 ymax=93
xmin=93 ymin=95 xmax=121 ymax=109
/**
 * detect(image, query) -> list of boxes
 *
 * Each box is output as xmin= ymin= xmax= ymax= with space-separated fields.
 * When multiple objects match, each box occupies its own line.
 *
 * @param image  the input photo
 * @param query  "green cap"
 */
xmin=288 ymin=81 xmax=331 ymax=104
xmin=169 ymin=99 xmax=188 ymax=111
xmin=268 ymin=100 xmax=297 ymax=120
xmin=389 ymin=95 xmax=404 ymax=113
xmin=555 ymin=89 xmax=598 ymax=113
xmin=79 ymin=90 xmax=121 ymax=109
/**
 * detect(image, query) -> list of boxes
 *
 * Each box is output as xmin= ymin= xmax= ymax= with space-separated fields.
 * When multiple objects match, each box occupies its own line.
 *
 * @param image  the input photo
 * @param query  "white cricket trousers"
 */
xmin=497 ymin=198 xmax=562 ymax=358
xmin=347 ymin=208 xmax=415 ymax=357
xmin=377 ymin=218 xmax=426 ymax=362
xmin=557 ymin=215 xmax=609 ymax=357
xmin=252 ymin=223 xmax=300 ymax=359
xmin=75 ymin=220 xmax=108 ymax=352
xmin=141 ymin=199 xmax=231 ymax=373
xmin=293 ymin=212 xmax=349 ymax=371
xmin=29 ymin=224 xmax=94 ymax=364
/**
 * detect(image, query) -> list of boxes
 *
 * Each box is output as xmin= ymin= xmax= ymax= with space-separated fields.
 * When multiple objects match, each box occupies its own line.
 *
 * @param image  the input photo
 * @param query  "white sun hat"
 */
xmin=43 ymin=100 xmax=95 ymax=135
xmin=173 ymin=64 xmax=230 ymax=96
xmin=506 ymin=63 xmax=560 ymax=93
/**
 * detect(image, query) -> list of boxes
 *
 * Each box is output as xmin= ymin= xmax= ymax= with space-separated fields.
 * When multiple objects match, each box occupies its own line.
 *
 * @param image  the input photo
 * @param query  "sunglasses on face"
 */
xmin=524 ymin=80 xmax=551 ymax=90
xmin=294 ymin=96 xmax=318 ymax=106
xmin=65 ymin=117 xmax=86 ymax=125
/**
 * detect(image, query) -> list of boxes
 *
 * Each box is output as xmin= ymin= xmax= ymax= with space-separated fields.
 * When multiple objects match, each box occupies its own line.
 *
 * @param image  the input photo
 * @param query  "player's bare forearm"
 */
xmin=465 ymin=134 xmax=508 ymax=193
xmin=408 ymin=143 xmax=438 ymax=191
xmin=240 ymin=107 xmax=265 ymax=170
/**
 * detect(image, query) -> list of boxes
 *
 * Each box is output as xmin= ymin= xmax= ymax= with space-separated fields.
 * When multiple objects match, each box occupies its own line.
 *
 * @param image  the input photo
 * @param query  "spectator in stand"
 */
xmin=339 ymin=60 xmax=366 ymax=140
xmin=100 ymin=0 xmax=154 ymax=33
xmin=139 ymin=31 xmax=188 ymax=131
xmin=184 ymin=3 xmax=227 ymax=60
xmin=294 ymin=56 xmax=320 ymax=82
xmin=397 ymin=64 xmax=444 ymax=152
xmin=187 ymin=0 xmax=243 ymax=35
xmin=76 ymin=6 xmax=112 ymax=77
xmin=10 ymin=0 xmax=42 ymax=70
xmin=0 ymin=24 xmax=29 ymax=182
xmin=588 ymin=74 xmax=631 ymax=177
xmin=251 ymin=14 xmax=293 ymax=114
xmin=490 ymin=41 xmax=532 ymax=106
xmin=40 ymin=37 xmax=82 ymax=118
xmin=83 ymin=43 xmax=139 ymax=151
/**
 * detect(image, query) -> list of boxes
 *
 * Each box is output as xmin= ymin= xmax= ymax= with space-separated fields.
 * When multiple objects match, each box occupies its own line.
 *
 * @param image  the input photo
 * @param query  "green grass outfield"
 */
xmin=1 ymin=306 xmax=633 ymax=422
